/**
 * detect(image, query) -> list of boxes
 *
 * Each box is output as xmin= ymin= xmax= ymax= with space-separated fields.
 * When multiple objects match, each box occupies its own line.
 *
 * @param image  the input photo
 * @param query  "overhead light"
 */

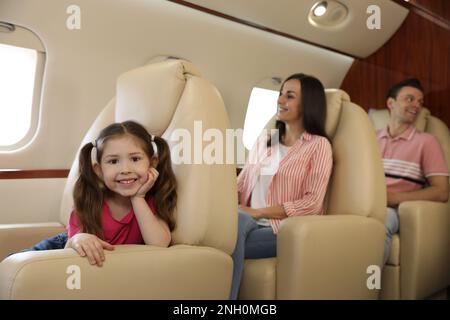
xmin=308 ymin=0 xmax=348 ymax=28
xmin=313 ymin=1 xmax=328 ymax=17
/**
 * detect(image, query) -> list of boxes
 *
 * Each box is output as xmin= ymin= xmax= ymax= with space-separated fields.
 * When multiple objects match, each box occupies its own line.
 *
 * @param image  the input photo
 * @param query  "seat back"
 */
xmin=323 ymin=89 xmax=386 ymax=223
xmin=60 ymin=60 xmax=237 ymax=254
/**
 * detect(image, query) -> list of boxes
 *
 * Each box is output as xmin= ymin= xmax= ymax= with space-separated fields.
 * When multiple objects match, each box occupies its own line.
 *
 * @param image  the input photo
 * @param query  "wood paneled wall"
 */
xmin=341 ymin=4 xmax=450 ymax=128
xmin=410 ymin=0 xmax=450 ymax=22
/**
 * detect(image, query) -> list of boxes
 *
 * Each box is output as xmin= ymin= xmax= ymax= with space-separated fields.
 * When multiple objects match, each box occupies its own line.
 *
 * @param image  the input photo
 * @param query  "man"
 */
xmin=377 ymin=78 xmax=449 ymax=264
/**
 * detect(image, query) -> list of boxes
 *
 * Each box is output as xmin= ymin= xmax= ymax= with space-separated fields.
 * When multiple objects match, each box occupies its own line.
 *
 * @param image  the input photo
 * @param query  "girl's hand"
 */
xmin=67 ymin=233 xmax=115 ymax=267
xmin=134 ymin=168 xmax=159 ymax=198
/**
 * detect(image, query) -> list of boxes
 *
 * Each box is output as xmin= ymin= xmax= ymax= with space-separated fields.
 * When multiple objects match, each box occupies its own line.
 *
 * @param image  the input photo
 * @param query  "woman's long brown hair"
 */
xmin=73 ymin=121 xmax=177 ymax=238
xmin=267 ymin=73 xmax=329 ymax=147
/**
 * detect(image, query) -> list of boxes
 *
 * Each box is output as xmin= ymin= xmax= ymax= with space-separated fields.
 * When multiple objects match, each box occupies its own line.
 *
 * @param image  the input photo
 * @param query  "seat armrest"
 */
xmin=0 ymin=244 xmax=232 ymax=299
xmin=0 ymin=223 xmax=66 ymax=261
xmin=398 ymin=201 xmax=450 ymax=299
xmin=277 ymin=215 xmax=384 ymax=299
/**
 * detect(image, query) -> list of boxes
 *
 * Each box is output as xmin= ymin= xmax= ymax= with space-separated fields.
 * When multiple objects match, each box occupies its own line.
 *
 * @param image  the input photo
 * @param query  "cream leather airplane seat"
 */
xmin=239 ymin=89 xmax=387 ymax=299
xmin=0 ymin=59 xmax=237 ymax=299
xmin=370 ymin=107 xmax=450 ymax=299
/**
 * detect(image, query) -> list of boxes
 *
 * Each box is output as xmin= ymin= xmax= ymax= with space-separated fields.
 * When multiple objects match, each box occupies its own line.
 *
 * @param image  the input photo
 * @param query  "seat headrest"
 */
xmin=325 ymin=89 xmax=350 ymax=138
xmin=369 ymin=107 xmax=430 ymax=131
xmin=115 ymin=60 xmax=202 ymax=136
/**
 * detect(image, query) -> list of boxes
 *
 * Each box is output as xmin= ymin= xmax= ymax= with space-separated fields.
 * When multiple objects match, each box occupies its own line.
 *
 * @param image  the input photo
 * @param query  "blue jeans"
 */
xmin=17 ymin=232 xmax=68 ymax=254
xmin=384 ymin=207 xmax=399 ymax=264
xmin=229 ymin=210 xmax=277 ymax=300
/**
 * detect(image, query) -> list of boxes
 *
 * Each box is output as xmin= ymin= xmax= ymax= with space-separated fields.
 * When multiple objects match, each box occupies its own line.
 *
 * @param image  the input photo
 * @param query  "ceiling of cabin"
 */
xmin=178 ymin=0 xmax=409 ymax=58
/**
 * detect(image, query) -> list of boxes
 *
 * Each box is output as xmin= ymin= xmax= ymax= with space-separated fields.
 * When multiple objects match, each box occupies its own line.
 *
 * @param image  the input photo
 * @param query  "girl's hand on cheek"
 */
xmin=134 ymin=168 xmax=159 ymax=198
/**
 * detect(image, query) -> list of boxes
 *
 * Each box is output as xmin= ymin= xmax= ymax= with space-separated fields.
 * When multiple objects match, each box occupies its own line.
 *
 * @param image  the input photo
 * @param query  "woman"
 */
xmin=230 ymin=73 xmax=333 ymax=299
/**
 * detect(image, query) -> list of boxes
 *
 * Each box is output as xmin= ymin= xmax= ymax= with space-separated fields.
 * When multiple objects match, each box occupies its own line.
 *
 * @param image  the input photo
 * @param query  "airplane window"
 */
xmin=243 ymin=87 xmax=279 ymax=150
xmin=0 ymin=44 xmax=37 ymax=146
xmin=0 ymin=24 xmax=45 ymax=151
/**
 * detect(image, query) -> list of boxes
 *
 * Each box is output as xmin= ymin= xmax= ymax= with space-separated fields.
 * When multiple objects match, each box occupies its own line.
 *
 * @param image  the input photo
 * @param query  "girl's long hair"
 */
xmin=73 ymin=121 xmax=177 ymax=238
xmin=267 ymin=73 xmax=329 ymax=147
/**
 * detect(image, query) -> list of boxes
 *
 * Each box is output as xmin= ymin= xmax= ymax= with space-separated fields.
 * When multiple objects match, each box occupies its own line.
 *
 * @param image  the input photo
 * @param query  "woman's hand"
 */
xmin=239 ymin=205 xmax=262 ymax=219
xmin=134 ymin=168 xmax=159 ymax=198
xmin=66 ymin=233 xmax=115 ymax=267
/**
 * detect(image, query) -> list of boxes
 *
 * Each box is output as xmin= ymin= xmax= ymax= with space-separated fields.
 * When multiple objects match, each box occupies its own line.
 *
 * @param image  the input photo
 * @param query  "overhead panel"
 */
xmin=183 ymin=0 xmax=409 ymax=58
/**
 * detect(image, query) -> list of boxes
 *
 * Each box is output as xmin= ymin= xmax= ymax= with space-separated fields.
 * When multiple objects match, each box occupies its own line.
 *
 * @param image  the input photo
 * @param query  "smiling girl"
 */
xmin=65 ymin=120 xmax=177 ymax=266
xmin=17 ymin=121 xmax=177 ymax=265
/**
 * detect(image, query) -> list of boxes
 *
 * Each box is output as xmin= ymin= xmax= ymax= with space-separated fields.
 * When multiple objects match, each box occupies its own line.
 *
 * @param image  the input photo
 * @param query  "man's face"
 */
xmin=387 ymin=86 xmax=424 ymax=125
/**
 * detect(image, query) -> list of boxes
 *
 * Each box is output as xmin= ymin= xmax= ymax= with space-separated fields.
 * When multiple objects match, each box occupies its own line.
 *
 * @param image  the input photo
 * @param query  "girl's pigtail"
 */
xmin=72 ymin=142 xmax=104 ymax=238
xmin=151 ymin=136 xmax=177 ymax=231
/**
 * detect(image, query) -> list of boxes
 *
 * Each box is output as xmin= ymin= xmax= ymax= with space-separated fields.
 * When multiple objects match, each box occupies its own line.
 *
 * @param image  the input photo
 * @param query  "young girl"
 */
xmin=23 ymin=121 xmax=177 ymax=267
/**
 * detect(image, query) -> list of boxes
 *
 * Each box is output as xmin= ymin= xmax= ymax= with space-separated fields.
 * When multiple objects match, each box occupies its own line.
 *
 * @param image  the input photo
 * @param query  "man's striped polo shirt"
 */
xmin=377 ymin=125 xmax=449 ymax=193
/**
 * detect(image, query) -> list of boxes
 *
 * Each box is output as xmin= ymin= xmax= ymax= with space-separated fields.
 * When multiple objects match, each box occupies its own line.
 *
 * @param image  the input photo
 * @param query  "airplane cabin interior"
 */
xmin=0 ymin=0 xmax=449 ymax=302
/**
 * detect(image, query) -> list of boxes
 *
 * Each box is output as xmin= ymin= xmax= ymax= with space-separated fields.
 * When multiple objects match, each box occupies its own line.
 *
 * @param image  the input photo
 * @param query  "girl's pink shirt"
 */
xmin=67 ymin=196 xmax=156 ymax=245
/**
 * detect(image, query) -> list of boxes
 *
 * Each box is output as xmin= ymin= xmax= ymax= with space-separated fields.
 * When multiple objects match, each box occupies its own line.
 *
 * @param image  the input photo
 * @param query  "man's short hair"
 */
xmin=386 ymin=78 xmax=424 ymax=100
